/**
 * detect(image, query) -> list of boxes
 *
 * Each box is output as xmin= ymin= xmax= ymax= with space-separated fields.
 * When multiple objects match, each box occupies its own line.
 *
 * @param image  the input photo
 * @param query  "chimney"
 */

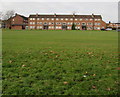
xmin=54 ymin=13 xmax=56 ymax=17
xmin=15 ymin=13 xmax=17 ymax=16
xmin=36 ymin=13 xmax=38 ymax=17
xmin=92 ymin=13 xmax=94 ymax=18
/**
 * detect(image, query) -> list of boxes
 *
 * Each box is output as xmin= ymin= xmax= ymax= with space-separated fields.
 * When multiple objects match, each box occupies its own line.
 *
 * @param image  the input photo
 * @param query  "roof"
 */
xmin=18 ymin=15 xmax=28 ymax=20
xmin=29 ymin=14 xmax=102 ymax=19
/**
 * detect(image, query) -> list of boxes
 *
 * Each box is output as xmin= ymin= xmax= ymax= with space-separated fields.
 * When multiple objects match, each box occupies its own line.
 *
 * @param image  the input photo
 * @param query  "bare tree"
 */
xmin=2 ymin=10 xmax=15 ymax=20
xmin=0 ymin=11 xmax=3 ymax=20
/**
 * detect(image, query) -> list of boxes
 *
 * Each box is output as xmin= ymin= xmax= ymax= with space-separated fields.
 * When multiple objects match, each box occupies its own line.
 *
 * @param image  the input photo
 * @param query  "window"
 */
xmin=37 ymin=26 xmax=40 ymax=29
xmin=56 ymin=26 xmax=59 ymax=29
xmin=39 ymin=26 xmax=42 ymax=29
xmin=49 ymin=26 xmax=51 ymax=28
xmin=42 ymin=18 xmax=44 ymax=20
xmin=85 ymin=19 xmax=88 ymax=21
xmin=88 ymin=27 xmax=93 ymax=29
xmin=30 ymin=26 xmax=33 ymax=29
xmin=56 ymin=22 xmax=59 ymax=25
xmin=82 ymin=23 xmax=86 ymax=25
xmin=32 ymin=22 xmax=35 ymax=24
xmin=61 ymin=18 xmax=63 ymax=20
xmin=65 ymin=18 xmax=68 ymax=21
xmin=49 ymin=22 xmax=51 ymax=25
xmin=62 ymin=23 xmax=66 ymax=25
xmin=44 ymin=22 xmax=47 ymax=25
xmin=77 ymin=23 xmax=80 ymax=25
xmin=90 ymin=19 xmax=93 ymax=21
xmin=37 ymin=22 xmax=39 ymax=24
xmin=67 ymin=22 xmax=70 ymax=25
xmin=97 ymin=27 xmax=100 ymax=29
xmin=56 ymin=18 xmax=59 ymax=20
xmin=88 ymin=23 xmax=92 ymax=25
xmin=75 ymin=27 xmax=78 ymax=29
xmin=51 ymin=22 xmax=54 ymax=25
xmin=51 ymin=18 xmax=54 ymax=20
xmin=30 ymin=18 xmax=33 ymax=20
xmin=33 ymin=18 xmax=35 ymax=20
xmin=75 ymin=18 xmax=78 ymax=21
xmin=95 ymin=19 xmax=98 ymax=21
xmin=70 ymin=18 xmax=73 ymax=20
xmin=67 ymin=27 xmax=71 ymax=29
xmin=98 ymin=19 xmax=100 ymax=21
xmin=59 ymin=26 xmax=61 ymax=29
xmin=30 ymin=26 xmax=35 ymax=29
xmin=30 ymin=22 xmax=33 ymax=24
xmin=40 ymin=22 xmax=42 ymax=24
xmin=13 ymin=19 xmax=14 ymax=21
xmin=95 ymin=23 xmax=100 ymax=25
xmin=47 ymin=18 xmax=49 ymax=20
xmin=80 ymin=19 xmax=82 ymax=21
xmin=37 ymin=18 xmax=40 ymax=20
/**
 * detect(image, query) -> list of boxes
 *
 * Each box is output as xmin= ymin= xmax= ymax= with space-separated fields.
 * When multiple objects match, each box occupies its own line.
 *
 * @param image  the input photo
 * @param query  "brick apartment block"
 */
xmin=28 ymin=13 xmax=107 ymax=30
xmin=107 ymin=23 xmax=120 ymax=29
xmin=5 ymin=13 xmax=28 ymax=30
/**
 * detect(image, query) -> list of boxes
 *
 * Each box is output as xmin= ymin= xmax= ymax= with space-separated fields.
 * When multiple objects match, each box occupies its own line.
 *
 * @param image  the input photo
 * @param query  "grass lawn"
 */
xmin=2 ymin=29 xmax=119 ymax=95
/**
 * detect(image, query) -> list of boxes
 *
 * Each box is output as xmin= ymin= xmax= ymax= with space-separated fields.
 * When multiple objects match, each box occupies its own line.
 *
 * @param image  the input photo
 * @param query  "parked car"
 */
xmin=105 ymin=28 xmax=112 ymax=31
xmin=101 ymin=28 xmax=106 ymax=31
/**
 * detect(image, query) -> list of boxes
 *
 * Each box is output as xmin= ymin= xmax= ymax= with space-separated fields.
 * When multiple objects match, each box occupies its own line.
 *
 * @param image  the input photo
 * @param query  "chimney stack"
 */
xmin=36 ymin=13 xmax=38 ymax=17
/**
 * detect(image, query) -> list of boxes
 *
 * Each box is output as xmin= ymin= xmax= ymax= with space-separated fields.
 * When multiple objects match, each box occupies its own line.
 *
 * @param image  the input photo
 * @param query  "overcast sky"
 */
xmin=0 ymin=0 xmax=119 ymax=23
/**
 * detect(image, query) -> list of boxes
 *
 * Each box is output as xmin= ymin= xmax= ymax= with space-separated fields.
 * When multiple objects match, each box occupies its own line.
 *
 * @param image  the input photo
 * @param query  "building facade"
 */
xmin=6 ymin=13 xmax=28 ymax=30
xmin=107 ymin=23 xmax=120 ymax=29
xmin=28 ymin=14 xmax=106 ymax=30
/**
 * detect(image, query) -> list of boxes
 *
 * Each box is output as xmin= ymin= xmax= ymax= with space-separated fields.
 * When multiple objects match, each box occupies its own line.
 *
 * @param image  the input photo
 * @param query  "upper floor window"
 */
xmin=12 ymin=19 xmax=14 ymax=21
xmin=95 ymin=23 xmax=100 ymax=25
xmin=56 ymin=18 xmax=59 ymax=20
xmin=42 ymin=18 xmax=44 ymax=20
xmin=70 ymin=18 xmax=73 ymax=20
xmin=44 ymin=22 xmax=47 ymax=25
xmin=80 ymin=19 xmax=82 ymax=21
xmin=90 ymin=19 xmax=93 ymax=21
xmin=65 ymin=18 xmax=68 ymax=21
xmin=51 ymin=18 xmax=54 ymax=20
xmin=40 ymin=22 xmax=42 ymax=24
xmin=75 ymin=18 xmax=78 ymax=21
xmin=95 ymin=19 xmax=98 ymax=21
xmin=30 ymin=18 xmax=33 ymax=20
xmin=37 ymin=18 xmax=40 ymax=20
xmin=47 ymin=18 xmax=49 ymax=20
xmin=88 ymin=22 xmax=92 ymax=25
xmin=61 ymin=18 xmax=63 ymax=20
xmin=32 ymin=18 xmax=35 ymax=20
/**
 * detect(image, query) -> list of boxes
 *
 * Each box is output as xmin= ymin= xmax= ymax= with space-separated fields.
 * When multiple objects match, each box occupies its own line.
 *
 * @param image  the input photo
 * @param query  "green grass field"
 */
xmin=2 ymin=29 xmax=119 ymax=95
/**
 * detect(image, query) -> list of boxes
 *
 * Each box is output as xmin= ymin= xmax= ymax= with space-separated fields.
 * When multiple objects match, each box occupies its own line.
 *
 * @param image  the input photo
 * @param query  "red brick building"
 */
xmin=107 ymin=23 xmax=120 ymax=29
xmin=6 ymin=13 xmax=28 ymax=30
xmin=28 ymin=13 xmax=106 ymax=30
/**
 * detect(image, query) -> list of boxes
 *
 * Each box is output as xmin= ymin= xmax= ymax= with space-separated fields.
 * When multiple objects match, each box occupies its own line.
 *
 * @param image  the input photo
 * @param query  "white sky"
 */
xmin=0 ymin=0 xmax=119 ymax=23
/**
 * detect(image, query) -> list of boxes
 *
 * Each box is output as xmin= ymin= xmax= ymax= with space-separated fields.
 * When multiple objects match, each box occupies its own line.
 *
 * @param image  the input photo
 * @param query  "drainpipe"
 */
xmin=92 ymin=13 xmax=95 ymax=30
xmin=35 ymin=13 xmax=38 ymax=30
xmin=54 ymin=13 xmax=56 ymax=30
